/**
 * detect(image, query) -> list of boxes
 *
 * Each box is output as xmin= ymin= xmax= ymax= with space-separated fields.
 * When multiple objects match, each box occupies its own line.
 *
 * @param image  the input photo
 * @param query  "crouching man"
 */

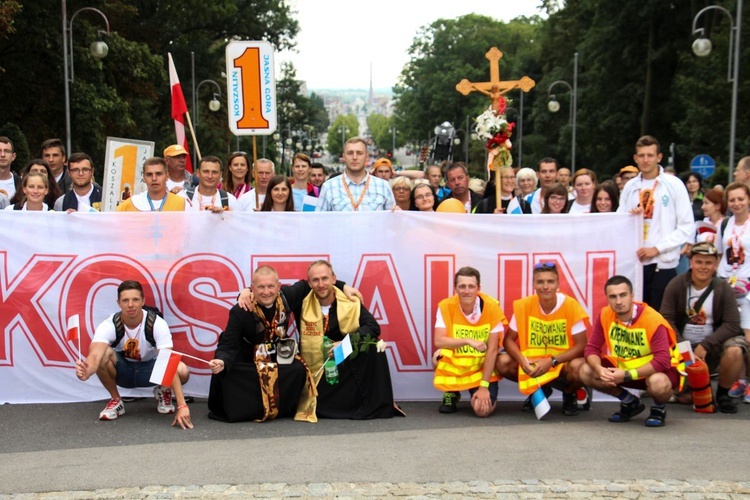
xmin=580 ymin=275 xmax=682 ymax=427
xmin=75 ymin=280 xmax=192 ymax=429
xmin=433 ymin=267 xmax=507 ymax=417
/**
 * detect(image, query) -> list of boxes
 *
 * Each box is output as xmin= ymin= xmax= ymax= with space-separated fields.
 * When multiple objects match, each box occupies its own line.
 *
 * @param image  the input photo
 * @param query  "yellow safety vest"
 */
xmin=433 ymin=293 xmax=507 ymax=392
xmin=514 ymin=294 xmax=589 ymax=395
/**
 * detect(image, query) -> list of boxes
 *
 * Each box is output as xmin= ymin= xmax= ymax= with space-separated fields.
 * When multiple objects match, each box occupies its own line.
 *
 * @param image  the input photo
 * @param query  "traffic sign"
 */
xmin=225 ymin=41 xmax=277 ymax=135
xmin=690 ymin=154 xmax=715 ymax=179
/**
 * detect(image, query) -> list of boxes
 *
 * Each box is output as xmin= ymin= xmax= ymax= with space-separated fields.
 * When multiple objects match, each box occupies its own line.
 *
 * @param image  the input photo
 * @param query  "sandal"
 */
xmin=644 ymin=405 xmax=667 ymax=427
xmin=608 ymin=398 xmax=645 ymax=422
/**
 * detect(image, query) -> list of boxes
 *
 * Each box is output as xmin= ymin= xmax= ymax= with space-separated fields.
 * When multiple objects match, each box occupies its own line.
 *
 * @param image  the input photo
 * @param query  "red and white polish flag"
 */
xmin=66 ymin=314 xmax=80 ymax=342
xmin=167 ymin=53 xmax=193 ymax=173
xmin=150 ymin=349 xmax=183 ymax=387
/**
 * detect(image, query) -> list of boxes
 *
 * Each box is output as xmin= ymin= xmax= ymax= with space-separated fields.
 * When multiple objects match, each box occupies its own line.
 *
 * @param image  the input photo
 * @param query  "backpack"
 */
xmin=111 ymin=305 xmax=163 ymax=348
xmin=185 ymin=187 xmax=229 ymax=208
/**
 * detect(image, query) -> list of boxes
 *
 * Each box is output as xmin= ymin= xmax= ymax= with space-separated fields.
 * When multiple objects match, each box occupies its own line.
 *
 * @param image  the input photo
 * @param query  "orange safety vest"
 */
xmin=514 ymin=294 xmax=589 ymax=395
xmin=599 ymin=302 xmax=681 ymax=371
xmin=116 ymin=193 xmax=186 ymax=212
xmin=433 ymin=292 xmax=507 ymax=392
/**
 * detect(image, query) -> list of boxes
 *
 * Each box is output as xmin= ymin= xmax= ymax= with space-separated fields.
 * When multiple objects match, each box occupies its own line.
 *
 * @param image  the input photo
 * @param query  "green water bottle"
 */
xmin=322 ymin=336 xmax=339 ymax=385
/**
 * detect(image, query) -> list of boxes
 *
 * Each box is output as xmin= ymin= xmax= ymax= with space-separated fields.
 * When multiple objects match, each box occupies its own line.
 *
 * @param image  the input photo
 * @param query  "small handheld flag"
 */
xmin=333 ymin=335 xmax=353 ymax=365
xmin=149 ymin=349 xmax=183 ymax=387
xmin=677 ymin=340 xmax=695 ymax=366
xmin=67 ymin=314 xmax=81 ymax=361
xmin=531 ymin=387 xmax=551 ymax=420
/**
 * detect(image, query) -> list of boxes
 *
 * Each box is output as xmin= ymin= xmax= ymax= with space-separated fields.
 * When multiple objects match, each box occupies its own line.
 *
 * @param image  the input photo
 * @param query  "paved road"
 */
xmin=2 ymin=395 xmax=750 ymax=497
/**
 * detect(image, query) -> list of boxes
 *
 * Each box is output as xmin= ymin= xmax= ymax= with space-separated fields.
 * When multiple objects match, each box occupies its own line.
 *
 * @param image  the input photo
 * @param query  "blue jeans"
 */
xmin=115 ymin=351 xmax=157 ymax=388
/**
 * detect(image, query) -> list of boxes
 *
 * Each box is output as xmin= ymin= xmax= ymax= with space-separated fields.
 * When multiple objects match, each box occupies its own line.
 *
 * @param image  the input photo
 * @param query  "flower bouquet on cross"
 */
xmin=475 ymin=96 xmax=515 ymax=173
xmin=475 ymin=96 xmax=515 ymax=207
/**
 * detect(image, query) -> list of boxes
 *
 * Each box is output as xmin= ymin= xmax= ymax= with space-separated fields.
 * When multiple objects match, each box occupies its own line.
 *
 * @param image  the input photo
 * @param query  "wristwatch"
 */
xmin=551 ymin=356 xmax=559 ymax=368
xmin=623 ymin=370 xmax=633 ymax=382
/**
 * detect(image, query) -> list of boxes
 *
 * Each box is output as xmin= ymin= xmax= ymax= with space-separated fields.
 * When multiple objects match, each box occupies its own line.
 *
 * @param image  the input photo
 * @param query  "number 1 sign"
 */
xmin=226 ymin=41 xmax=277 ymax=136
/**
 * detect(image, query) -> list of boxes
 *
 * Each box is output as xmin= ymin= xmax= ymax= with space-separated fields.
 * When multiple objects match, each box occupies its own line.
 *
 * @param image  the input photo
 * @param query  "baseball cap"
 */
xmin=373 ymin=158 xmax=393 ymax=169
xmin=619 ymin=165 xmax=639 ymax=175
xmin=163 ymin=144 xmax=188 ymax=157
xmin=690 ymin=241 xmax=719 ymax=257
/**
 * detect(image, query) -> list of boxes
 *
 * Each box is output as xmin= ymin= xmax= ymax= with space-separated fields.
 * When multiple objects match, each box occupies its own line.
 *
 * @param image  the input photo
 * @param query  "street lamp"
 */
xmin=692 ymin=0 xmax=742 ymax=182
xmin=546 ymin=52 xmax=578 ymax=172
xmin=195 ymin=80 xmax=222 ymax=127
xmin=62 ymin=0 xmax=111 ymax=155
xmin=338 ymin=126 xmax=349 ymax=154
xmin=273 ymin=124 xmax=294 ymax=174
xmin=389 ymin=127 xmax=397 ymax=156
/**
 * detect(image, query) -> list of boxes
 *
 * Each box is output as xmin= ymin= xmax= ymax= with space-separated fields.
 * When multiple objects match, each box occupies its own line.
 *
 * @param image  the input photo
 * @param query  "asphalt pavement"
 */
xmin=2 ymin=393 xmax=750 ymax=497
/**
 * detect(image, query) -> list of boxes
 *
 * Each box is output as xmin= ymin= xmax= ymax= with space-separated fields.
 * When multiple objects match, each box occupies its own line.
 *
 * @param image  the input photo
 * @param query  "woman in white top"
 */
xmin=259 ymin=175 xmax=294 ymax=212
xmin=390 ymin=176 xmax=413 ymax=211
xmin=515 ymin=167 xmax=537 ymax=198
xmin=409 ymin=182 xmax=436 ymax=212
xmin=716 ymin=182 xmax=750 ymax=337
xmin=701 ymin=189 xmax=726 ymax=232
xmin=5 ymin=172 xmax=51 ymax=211
xmin=567 ymin=168 xmax=598 ymax=214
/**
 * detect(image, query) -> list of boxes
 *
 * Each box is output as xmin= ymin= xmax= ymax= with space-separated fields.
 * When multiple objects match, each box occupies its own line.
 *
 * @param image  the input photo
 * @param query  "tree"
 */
xmin=308 ymin=92 xmax=330 ymax=133
xmin=326 ymin=115 xmax=359 ymax=157
xmin=0 ymin=122 xmax=29 ymax=172
xmin=0 ymin=0 xmax=299 ymax=179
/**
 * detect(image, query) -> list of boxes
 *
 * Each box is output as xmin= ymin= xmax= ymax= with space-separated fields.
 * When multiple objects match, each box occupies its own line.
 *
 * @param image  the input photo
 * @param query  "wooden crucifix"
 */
xmin=456 ymin=47 xmax=536 ymax=110
xmin=456 ymin=47 xmax=536 ymax=210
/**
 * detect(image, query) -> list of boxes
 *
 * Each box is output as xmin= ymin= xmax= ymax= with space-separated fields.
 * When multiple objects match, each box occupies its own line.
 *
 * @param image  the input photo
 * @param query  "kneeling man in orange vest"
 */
xmin=433 ymin=267 xmax=508 ymax=417
xmin=580 ymin=275 xmax=683 ymax=427
xmin=496 ymin=262 xmax=590 ymax=416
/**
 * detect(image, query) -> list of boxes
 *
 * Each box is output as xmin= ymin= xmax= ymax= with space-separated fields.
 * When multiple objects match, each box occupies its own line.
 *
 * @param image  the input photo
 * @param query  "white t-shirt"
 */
xmin=92 ymin=312 xmax=172 ymax=362
xmin=166 ymin=178 xmax=188 ymax=192
xmin=0 ymin=176 xmax=16 ymax=199
xmin=237 ymin=189 xmax=266 ymax=211
xmin=180 ymin=189 xmax=238 ymax=211
xmin=434 ymin=296 xmax=504 ymax=334
xmin=718 ymin=217 xmax=750 ymax=280
xmin=567 ymin=200 xmax=590 ymax=214
xmin=683 ymin=285 xmax=715 ymax=344
xmin=4 ymin=202 xmax=49 ymax=211
xmin=509 ymin=292 xmax=587 ymax=335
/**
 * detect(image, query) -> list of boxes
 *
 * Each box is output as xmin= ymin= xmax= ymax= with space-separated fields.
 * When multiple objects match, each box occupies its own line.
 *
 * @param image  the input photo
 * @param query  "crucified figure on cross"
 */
xmin=455 ymin=47 xmax=536 ymax=111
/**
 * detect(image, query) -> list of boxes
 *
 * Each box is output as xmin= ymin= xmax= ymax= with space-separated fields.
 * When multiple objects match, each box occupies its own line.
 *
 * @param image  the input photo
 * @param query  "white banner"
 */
xmin=0 ymin=212 xmax=641 ymax=403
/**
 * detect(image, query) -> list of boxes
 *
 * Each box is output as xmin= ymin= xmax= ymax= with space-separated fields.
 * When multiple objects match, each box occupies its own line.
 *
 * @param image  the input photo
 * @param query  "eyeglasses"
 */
xmin=29 ymin=169 xmax=48 ymax=176
xmin=534 ymin=261 xmax=556 ymax=270
xmin=393 ymin=186 xmax=410 ymax=192
xmin=549 ymin=195 xmax=567 ymax=202
xmin=415 ymin=194 xmax=433 ymax=201
xmin=69 ymin=168 xmax=92 ymax=175
xmin=0 ymin=149 xmax=13 ymax=155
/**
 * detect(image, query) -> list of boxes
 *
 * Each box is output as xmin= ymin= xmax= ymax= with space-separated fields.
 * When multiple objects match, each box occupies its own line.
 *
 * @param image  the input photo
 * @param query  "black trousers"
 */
xmin=643 ymin=264 xmax=676 ymax=312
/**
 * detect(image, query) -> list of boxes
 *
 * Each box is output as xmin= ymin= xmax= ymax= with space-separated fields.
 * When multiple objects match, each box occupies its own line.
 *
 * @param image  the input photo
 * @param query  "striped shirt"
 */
xmin=316 ymin=172 xmax=395 ymax=211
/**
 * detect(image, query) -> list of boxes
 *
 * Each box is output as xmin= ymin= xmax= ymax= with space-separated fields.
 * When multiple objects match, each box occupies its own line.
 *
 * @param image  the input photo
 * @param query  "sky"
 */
xmin=276 ymin=0 xmax=545 ymax=91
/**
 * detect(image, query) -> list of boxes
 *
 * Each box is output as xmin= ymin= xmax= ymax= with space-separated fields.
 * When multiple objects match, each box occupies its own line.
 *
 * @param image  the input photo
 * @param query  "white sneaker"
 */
xmin=99 ymin=398 xmax=125 ymax=420
xmin=154 ymin=385 xmax=175 ymax=414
